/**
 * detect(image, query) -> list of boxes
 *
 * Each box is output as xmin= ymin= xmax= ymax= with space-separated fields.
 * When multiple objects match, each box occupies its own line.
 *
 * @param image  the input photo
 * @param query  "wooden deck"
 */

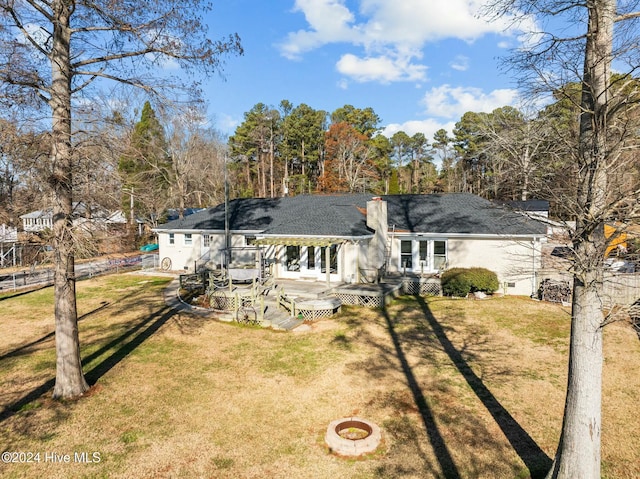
xmin=186 ymin=272 xmax=441 ymax=329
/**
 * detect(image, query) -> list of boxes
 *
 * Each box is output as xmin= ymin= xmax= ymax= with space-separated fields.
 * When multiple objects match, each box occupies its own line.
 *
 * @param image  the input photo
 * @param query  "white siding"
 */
xmin=158 ymin=231 xmax=203 ymax=272
xmin=447 ymin=238 xmax=542 ymax=296
xmin=342 ymin=242 xmax=359 ymax=283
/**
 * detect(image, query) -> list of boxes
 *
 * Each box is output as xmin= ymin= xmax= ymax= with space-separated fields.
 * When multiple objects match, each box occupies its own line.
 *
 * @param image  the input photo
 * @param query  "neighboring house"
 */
xmin=20 ymin=209 xmax=54 ymax=232
xmin=504 ymin=199 xmax=550 ymax=219
xmin=154 ymin=193 xmax=548 ymax=296
xmin=20 ymin=203 xmax=126 ymax=233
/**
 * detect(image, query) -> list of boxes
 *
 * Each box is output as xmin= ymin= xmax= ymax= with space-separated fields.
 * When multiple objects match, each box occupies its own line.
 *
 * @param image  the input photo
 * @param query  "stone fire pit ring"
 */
xmin=325 ymin=417 xmax=381 ymax=456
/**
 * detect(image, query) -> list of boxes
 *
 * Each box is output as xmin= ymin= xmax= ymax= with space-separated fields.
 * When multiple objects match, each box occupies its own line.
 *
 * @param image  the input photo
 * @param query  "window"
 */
xmin=286 ymin=245 xmax=300 ymax=271
xmin=419 ymin=240 xmax=428 ymax=261
xmin=434 ymin=240 xmax=446 ymax=269
xmin=307 ymin=246 xmax=315 ymax=269
xmin=203 ymin=234 xmax=211 ymax=248
xmin=399 ymin=238 xmax=446 ymax=271
xmin=320 ymin=245 xmax=338 ymax=273
xmin=184 ymin=233 xmax=192 ymax=246
xmin=401 ymin=240 xmax=412 ymax=269
xmin=168 ymin=233 xmax=175 ymax=245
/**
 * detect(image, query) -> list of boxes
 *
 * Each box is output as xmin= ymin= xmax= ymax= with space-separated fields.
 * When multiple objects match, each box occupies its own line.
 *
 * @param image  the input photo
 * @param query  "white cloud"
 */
xmin=337 ymin=78 xmax=350 ymax=90
xmin=278 ymin=0 xmax=527 ymax=83
xmin=382 ymin=118 xmax=456 ymax=141
xmin=357 ymin=0 xmax=509 ymax=45
xmin=449 ymin=55 xmax=469 ymax=72
xmin=218 ymin=113 xmax=240 ymax=135
xmin=279 ymin=0 xmax=359 ymax=60
xmin=422 ymin=84 xmax=519 ymax=119
xmin=336 ymin=53 xmax=427 ymax=83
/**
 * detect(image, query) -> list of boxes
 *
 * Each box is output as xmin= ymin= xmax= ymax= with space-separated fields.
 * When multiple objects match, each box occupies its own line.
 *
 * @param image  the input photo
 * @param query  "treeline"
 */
xmin=2 ymin=79 xmax=639 ymax=234
xmin=227 ymin=82 xmax=639 ymax=221
xmin=228 ymin=102 xmax=437 ymax=197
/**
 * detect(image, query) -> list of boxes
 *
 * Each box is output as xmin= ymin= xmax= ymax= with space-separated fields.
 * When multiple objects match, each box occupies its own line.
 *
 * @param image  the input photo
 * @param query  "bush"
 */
xmin=441 ymin=268 xmax=472 ymax=297
xmin=441 ymin=267 xmax=499 ymax=297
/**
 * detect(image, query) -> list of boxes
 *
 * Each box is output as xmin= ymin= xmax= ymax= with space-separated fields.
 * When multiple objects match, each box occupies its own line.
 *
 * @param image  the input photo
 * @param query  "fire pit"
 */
xmin=325 ymin=417 xmax=381 ymax=456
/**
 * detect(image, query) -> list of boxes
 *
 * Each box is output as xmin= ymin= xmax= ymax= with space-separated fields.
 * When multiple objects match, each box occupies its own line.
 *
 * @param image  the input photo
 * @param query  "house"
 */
xmin=20 ymin=203 xmax=126 ymax=233
xmin=20 ymin=209 xmax=54 ymax=232
xmin=503 ymin=199 xmax=550 ymax=219
xmin=154 ymin=193 xmax=548 ymax=296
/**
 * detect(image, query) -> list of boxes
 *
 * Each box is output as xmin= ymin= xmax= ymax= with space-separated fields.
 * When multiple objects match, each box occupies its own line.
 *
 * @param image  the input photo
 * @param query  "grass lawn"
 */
xmin=0 ymin=273 xmax=638 ymax=479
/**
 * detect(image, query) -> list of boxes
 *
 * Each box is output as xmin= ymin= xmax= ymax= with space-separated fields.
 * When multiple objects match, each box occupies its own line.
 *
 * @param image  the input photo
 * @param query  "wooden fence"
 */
xmin=537 ymin=269 xmax=640 ymax=306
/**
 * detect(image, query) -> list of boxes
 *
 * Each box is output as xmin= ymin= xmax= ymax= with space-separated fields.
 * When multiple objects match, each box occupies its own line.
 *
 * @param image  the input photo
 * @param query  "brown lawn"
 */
xmin=0 ymin=274 xmax=638 ymax=479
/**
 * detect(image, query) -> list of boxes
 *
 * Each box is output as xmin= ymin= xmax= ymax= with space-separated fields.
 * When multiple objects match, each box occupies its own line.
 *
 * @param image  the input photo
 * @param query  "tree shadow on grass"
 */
xmin=0 ymin=283 xmax=52 ymax=302
xmin=412 ymin=295 xmax=552 ymax=479
xmin=0 ymin=304 xmax=177 ymax=423
xmin=378 ymin=303 xmax=463 ymax=479
xmin=0 ymin=301 xmax=112 ymax=362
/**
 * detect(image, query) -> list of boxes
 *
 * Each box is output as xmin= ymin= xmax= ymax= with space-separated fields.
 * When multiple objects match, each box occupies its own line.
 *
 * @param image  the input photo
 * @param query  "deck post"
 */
xmin=259 ymin=295 xmax=264 ymax=322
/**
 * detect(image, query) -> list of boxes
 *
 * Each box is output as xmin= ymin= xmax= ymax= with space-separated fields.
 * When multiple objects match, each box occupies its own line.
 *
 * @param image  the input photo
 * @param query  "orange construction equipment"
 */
xmin=605 ymin=224 xmax=627 ymax=257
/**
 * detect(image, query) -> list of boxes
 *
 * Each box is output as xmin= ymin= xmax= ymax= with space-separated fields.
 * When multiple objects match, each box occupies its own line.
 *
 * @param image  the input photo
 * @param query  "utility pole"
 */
xmin=224 ymin=153 xmax=230 ymax=267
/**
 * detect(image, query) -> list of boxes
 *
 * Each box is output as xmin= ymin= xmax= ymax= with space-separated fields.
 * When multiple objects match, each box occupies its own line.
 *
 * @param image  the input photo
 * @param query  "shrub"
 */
xmin=441 ymin=267 xmax=499 ymax=297
xmin=441 ymin=268 xmax=473 ymax=297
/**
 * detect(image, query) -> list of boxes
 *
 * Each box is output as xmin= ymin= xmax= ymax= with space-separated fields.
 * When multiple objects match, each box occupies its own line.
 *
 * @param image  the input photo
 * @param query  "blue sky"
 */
xmin=202 ymin=0 xmax=534 ymax=140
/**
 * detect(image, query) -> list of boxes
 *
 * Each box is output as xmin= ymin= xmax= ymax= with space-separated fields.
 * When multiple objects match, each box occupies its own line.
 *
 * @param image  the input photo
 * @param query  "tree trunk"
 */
xmin=51 ymin=0 xmax=89 ymax=399
xmin=260 ymin=151 xmax=266 ymax=197
xmin=521 ymin=146 xmax=529 ymax=201
xmin=547 ymin=268 xmax=603 ymax=479
xmin=178 ymin=180 xmax=185 ymax=219
xmin=545 ymin=1 xmax=613 ymax=477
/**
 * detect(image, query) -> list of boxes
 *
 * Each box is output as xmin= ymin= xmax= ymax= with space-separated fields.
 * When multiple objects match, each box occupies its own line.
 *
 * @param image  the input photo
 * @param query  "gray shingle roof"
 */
xmin=384 ymin=194 xmax=547 ymax=235
xmin=155 ymin=193 xmax=546 ymax=237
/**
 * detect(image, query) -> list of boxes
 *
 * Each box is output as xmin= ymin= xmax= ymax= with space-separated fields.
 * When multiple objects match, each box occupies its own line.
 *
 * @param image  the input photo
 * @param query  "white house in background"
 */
xmin=20 ymin=209 xmax=54 ymax=232
xmin=20 ymin=203 xmax=126 ymax=233
xmin=154 ymin=193 xmax=548 ymax=296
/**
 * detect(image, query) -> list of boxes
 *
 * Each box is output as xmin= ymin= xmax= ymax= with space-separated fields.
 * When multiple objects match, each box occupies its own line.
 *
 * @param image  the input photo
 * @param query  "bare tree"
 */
xmin=478 ymin=106 xmax=557 ymax=200
xmin=0 ymin=118 xmax=50 ymax=222
xmin=0 ymin=1 xmax=242 ymax=399
xmin=164 ymin=105 xmax=227 ymax=213
xmin=484 ymin=1 xmax=640 ymax=478
xmin=323 ymin=122 xmax=376 ymax=193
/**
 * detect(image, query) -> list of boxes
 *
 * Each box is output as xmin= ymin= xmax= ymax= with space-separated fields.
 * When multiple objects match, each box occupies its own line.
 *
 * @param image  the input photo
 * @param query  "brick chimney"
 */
xmin=366 ymin=197 xmax=388 ymax=273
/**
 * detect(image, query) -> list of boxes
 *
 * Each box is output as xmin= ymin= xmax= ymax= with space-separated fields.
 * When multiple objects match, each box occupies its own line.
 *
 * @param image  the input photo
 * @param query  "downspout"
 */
xmin=224 ymin=154 xmax=230 ymax=267
xmin=532 ymin=238 xmax=537 ymax=298
xmin=356 ymin=240 xmax=360 ymax=283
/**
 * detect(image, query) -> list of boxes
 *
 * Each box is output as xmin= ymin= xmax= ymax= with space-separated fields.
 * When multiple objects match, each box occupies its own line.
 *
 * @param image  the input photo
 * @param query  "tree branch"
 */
xmin=615 ymin=11 xmax=640 ymax=22
xmin=1 ymin=6 xmax=51 ymax=57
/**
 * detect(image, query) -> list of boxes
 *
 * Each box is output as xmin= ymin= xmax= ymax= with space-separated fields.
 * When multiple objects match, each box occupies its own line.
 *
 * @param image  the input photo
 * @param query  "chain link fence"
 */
xmin=0 ymin=253 xmax=159 ymax=293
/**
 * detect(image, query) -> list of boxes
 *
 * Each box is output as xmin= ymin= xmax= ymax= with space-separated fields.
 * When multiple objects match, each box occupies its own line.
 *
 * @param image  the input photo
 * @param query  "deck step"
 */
xmin=271 ymin=316 xmax=304 ymax=331
xmin=261 ymin=299 xmax=304 ymax=330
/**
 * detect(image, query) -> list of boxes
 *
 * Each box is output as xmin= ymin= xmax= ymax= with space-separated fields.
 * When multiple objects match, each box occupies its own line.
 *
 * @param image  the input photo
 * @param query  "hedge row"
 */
xmin=440 ymin=267 xmax=499 ymax=297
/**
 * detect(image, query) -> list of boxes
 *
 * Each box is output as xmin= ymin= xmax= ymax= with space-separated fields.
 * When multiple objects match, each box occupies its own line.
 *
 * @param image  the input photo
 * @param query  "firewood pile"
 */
xmin=538 ymin=278 xmax=572 ymax=304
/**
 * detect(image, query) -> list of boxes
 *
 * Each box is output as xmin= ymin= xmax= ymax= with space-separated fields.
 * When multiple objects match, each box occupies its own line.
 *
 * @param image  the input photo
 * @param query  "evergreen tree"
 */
xmin=119 ymin=101 xmax=171 ymax=227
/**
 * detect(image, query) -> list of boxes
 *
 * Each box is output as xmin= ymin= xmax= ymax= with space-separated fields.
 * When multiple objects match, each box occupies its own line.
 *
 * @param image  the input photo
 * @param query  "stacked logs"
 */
xmin=538 ymin=279 xmax=572 ymax=304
